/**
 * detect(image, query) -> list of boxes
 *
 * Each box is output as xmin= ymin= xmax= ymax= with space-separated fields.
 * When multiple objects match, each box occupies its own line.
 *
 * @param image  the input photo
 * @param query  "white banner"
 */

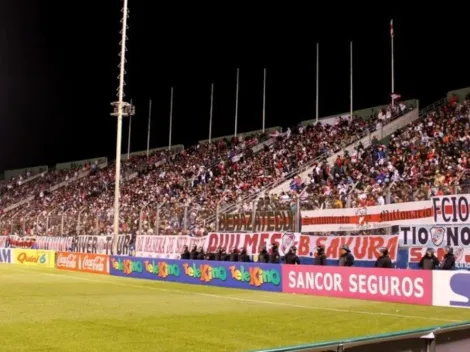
xmin=204 ymin=232 xmax=399 ymax=261
xmin=301 ymin=200 xmax=432 ymax=232
xmin=135 ymin=235 xmax=205 ymax=259
xmin=301 ymin=194 xmax=470 ymax=232
xmin=0 ymin=237 xmax=8 ymax=248
xmin=399 ymin=225 xmax=470 ymax=247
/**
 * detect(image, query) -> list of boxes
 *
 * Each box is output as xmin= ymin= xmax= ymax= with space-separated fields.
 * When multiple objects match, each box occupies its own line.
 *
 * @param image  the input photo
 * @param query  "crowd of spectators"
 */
xmin=0 ymin=98 xmax=427 ymax=238
xmin=262 ymin=98 xmax=470 ymax=215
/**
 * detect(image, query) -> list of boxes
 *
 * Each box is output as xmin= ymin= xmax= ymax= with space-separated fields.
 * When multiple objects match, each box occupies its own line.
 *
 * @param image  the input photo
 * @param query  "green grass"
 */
xmin=1 ymin=265 xmax=470 ymax=352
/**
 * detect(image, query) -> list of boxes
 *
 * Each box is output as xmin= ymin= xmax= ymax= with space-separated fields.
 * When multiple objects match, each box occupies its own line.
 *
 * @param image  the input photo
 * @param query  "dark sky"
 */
xmin=0 ymin=2 xmax=469 ymax=173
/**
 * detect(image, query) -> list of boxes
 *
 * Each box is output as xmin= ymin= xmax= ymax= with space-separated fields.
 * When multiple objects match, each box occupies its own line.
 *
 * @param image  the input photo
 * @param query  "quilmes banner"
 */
xmin=300 ymin=194 xmax=470 ymax=232
xmin=204 ymin=233 xmax=399 ymax=262
xmin=399 ymin=225 xmax=470 ymax=247
xmin=76 ymin=235 xmax=131 ymax=255
xmin=109 ymin=257 xmax=282 ymax=292
xmin=408 ymin=247 xmax=470 ymax=270
xmin=11 ymin=249 xmax=55 ymax=268
xmin=433 ymin=271 xmax=470 ymax=309
xmin=282 ymin=265 xmax=433 ymax=305
xmin=217 ymin=210 xmax=295 ymax=232
xmin=0 ymin=248 xmax=11 ymax=263
xmin=110 ymin=256 xmax=282 ymax=292
xmin=135 ymin=235 xmax=205 ymax=259
xmin=56 ymin=252 xmax=109 ymax=274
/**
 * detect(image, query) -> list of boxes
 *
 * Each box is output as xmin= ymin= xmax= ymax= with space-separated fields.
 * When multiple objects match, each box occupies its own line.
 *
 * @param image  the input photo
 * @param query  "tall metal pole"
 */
xmin=127 ymin=98 xmax=133 ymax=159
xmin=234 ymin=68 xmax=239 ymax=137
xmin=315 ymin=42 xmax=319 ymax=124
xmin=168 ymin=87 xmax=173 ymax=151
xmin=350 ymin=41 xmax=353 ymax=119
xmin=209 ymin=83 xmax=214 ymax=143
xmin=113 ymin=0 xmax=130 ymax=253
xmin=262 ymin=68 xmax=266 ymax=132
xmin=390 ymin=19 xmax=395 ymax=106
xmin=146 ymin=99 xmax=152 ymax=157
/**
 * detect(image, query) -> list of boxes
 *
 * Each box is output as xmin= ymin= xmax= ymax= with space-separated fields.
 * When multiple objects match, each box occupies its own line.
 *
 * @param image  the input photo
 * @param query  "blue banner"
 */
xmin=0 ymin=248 xmax=11 ymax=263
xmin=109 ymin=257 xmax=282 ymax=292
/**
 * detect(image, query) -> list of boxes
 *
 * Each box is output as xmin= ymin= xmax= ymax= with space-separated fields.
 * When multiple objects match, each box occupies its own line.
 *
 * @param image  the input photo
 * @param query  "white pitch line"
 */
xmin=10 ymin=267 xmax=461 ymax=323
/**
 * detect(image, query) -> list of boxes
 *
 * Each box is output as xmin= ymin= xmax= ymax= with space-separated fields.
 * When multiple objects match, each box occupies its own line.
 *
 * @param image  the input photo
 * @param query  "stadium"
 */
xmin=1 ymin=2 xmax=470 ymax=352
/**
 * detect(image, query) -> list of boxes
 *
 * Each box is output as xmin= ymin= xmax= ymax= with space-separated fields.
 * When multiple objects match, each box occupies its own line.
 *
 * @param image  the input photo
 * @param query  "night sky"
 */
xmin=0 ymin=2 xmax=469 ymax=173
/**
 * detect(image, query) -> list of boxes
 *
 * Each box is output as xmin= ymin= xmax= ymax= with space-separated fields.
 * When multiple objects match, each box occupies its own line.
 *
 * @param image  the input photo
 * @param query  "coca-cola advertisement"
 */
xmin=56 ymin=252 xmax=79 ymax=270
xmin=55 ymin=252 xmax=109 ymax=275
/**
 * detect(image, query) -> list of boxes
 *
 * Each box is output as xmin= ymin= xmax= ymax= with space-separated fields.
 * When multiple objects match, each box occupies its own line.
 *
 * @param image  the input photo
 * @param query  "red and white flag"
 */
xmin=391 ymin=93 xmax=401 ymax=100
xmin=390 ymin=19 xmax=394 ymax=38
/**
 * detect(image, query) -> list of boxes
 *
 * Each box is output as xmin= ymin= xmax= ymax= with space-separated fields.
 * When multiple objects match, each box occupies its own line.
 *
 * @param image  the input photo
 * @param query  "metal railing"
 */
xmin=249 ymin=321 xmax=470 ymax=352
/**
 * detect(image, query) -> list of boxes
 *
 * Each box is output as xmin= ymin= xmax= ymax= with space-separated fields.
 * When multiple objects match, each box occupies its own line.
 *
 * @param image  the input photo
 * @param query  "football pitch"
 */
xmin=1 ymin=266 xmax=470 ymax=352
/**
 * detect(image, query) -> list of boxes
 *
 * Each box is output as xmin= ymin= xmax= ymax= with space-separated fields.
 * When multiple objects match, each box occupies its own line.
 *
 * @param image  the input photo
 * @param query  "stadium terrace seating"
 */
xmin=253 ymin=98 xmax=470 ymax=219
xmin=7 ymin=93 xmax=470 ymax=238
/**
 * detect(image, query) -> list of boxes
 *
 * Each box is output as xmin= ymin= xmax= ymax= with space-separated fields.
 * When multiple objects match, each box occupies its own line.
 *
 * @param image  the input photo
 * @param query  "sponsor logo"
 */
xmin=57 ymin=253 xmax=78 ymax=269
xmin=182 ymin=263 xmax=227 ymax=282
xmin=449 ymin=273 xmax=470 ymax=307
xmin=283 ymin=266 xmax=433 ymax=305
xmin=82 ymin=255 xmax=106 ymax=273
xmin=229 ymin=265 xmax=280 ymax=287
xmin=17 ymin=252 xmax=46 ymax=264
xmin=144 ymin=260 xmax=180 ymax=278
xmin=111 ymin=258 xmax=142 ymax=275
xmin=433 ymin=271 xmax=470 ymax=309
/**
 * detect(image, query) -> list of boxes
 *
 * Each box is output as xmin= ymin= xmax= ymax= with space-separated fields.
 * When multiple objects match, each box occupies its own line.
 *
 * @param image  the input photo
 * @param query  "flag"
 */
xmin=391 ymin=93 xmax=401 ymax=100
xmin=390 ymin=19 xmax=394 ymax=38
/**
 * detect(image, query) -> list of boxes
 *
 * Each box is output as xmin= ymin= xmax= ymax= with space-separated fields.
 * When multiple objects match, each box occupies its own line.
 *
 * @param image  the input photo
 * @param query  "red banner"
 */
xmin=282 ymin=265 xmax=433 ymax=305
xmin=56 ymin=252 xmax=109 ymax=274
xmin=204 ymin=233 xmax=398 ymax=261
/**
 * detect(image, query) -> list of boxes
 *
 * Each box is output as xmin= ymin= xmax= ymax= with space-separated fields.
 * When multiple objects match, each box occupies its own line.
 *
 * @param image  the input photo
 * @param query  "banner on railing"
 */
xmin=399 ymin=225 xmax=470 ymax=247
xmin=135 ymin=235 xmax=205 ymax=259
xmin=301 ymin=194 xmax=470 ymax=232
xmin=408 ymin=247 xmax=470 ymax=270
xmin=204 ymin=233 xmax=398 ymax=261
xmin=35 ymin=236 xmax=73 ymax=251
xmin=109 ymin=257 xmax=282 ymax=292
xmin=0 ymin=248 xmax=11 ymax=263
xmin=433 ymin=271 xmax=470 ymax=308
xmin=301 ymin=200 xmax=432 ymax=232
xmin=76 ymin=235 xmax=131 ymax=255
xmin=0 ymin=237 xmax=8 ymax=248
xmin=56 ymin=252 xmax=109 ymax=274
xmin=218 ymin=210 xmax=295 ymax=232
xmin=11 ymin=249 xmax=55 ymax=268
xmin=282 ymin=265 xmax=433 ymax=305
xmin=432 ymin=194 xmax=470 ymax=225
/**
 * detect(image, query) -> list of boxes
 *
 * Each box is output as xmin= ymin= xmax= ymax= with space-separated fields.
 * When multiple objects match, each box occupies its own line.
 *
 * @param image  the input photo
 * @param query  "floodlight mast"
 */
xmin=110 ymin=0 xmax=131 ymax=255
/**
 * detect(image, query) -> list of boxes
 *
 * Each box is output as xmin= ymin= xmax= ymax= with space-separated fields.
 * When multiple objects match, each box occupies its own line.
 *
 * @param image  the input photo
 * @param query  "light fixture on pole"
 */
xmin=110 ymin=0 xmax=133 ymax=255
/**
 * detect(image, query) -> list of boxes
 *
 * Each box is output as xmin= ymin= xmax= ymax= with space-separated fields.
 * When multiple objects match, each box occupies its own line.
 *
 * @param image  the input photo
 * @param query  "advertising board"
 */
xmin=11 ymin=249 xmax=55 ymax=268
xmin=56 ymin=252 xmax=109 ymax=274
xmin=109 ymin=257 xmax=282 ymax=292
xmin=282 ymin=265 xmax=433 ymax=305
xmin=0 ymin=248 xmax=11 ymax=263
xmin=432 ymin=271 xmax=470 ymax=308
